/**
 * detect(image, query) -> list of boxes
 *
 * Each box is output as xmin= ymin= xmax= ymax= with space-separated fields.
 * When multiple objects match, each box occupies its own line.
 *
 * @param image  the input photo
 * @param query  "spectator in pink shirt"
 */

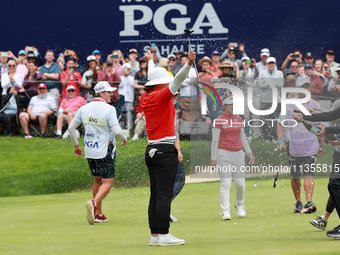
xmin=16 ymin=50 xmax=28 ymax=83
xmin=97 ymin=59 xmax=121 ymax=107
xmin=55 ymin=85 xmax=87 ymax=139
xmin=107 ymin=49 xmax=123 ymax=78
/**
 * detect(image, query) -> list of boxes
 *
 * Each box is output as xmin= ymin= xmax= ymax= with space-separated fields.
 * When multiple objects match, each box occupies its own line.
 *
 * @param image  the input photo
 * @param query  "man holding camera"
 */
xmin=221 ymin=42 xmax=248 ymax=69
xmin=281 ymin=50 xmax=304 ymax=72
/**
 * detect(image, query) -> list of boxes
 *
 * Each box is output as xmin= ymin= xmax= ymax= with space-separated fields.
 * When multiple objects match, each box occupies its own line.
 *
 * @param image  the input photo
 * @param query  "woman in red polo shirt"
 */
xmin=211 ymin=97 xmax=254 ymax=221
xmin=139 ymin=49 xmax=196 ymax=246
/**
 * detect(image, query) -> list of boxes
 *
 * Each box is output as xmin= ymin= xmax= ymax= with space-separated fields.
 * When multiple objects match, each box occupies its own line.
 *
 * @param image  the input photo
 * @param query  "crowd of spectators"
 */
xmin=0 ymin=43 xmax=339 ymax=141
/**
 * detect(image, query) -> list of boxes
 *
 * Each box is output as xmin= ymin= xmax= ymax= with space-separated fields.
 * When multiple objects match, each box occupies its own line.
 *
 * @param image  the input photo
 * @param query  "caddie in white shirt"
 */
xmin=68 ymin=81 xmax=128 ymax=225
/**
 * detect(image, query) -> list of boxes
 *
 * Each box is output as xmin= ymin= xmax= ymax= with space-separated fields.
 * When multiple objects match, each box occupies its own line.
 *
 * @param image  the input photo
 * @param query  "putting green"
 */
xmin=1 ymin=178 xmax=339 ymax=255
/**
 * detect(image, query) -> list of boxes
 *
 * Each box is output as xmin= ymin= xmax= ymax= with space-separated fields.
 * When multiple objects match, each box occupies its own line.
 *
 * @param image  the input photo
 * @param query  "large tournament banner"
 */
xmin=117 ymin=0 xmax=229 ymax=57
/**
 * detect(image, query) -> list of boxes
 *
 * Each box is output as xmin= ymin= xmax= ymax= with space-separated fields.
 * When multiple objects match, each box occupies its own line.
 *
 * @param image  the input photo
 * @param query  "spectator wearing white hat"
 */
xmin=257 ymin=57 xmax=284 ymax=141
xmin=139 ymin=49 xmax=196 ymax=246
xmin=256 ymin=48 xmax=270 ymax=72
xmin=82 ymin=55 xmax=97 ymax=102
xmin=126 ymin=48 xmax=140 ymax=78
xmin=167 ymin=54 xmax=180 ymax=76
xmin=55 ymin=85 xmax=87 ymax=139
xmin=68 ymin=81 xmax=127 ymax=225
xmin=211 ymin=96 xmax=254 ymax=221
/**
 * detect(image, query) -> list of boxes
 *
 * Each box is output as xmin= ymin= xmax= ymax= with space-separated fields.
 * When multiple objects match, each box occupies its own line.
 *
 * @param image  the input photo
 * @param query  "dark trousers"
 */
xmin=0 ymin=113 xmax=16 ymax=134
xmin=328 ymin=151 xmax=340 ymax=219
xmin=172 ymin=149 xmax=185 ymax=202
xmin=325 ymin=151 xmax=340 ymax=213
xmin=145 ymin=143 xmax=179 ymax=234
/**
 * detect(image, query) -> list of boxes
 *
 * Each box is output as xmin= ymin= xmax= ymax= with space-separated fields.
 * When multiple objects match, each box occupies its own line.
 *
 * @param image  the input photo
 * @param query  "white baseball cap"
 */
xmin=94 ymin=81 xmax=117 ymax=93
xmin=222 ymin=97 xmax=233 ymax=105
xmin=144 ymin=67 xmax=174 ymax=86
xmin=241 ymin=56 xmax=250 ymax=62
xmin=123 ymin=63 xmax=131 ymax=69
xmin=266 ymin=57 xmax=276 ymax=64
xmin=87 ymin=55 xmax=96 ymax=62
xmin=66 ymin=85 xmax=76 ymax=91
xmin=296 ymin=75 xmax=311 ymax=87
xmin=261 ymin=48 xmax=270 ymax=57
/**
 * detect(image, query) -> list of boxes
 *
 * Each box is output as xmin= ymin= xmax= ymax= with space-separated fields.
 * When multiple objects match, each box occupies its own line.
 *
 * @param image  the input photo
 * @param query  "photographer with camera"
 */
xmin=107 ymin=49 xmax=123 ymax=78
xmin=60 ymin=58 xmax=82 ymax=99
xmin=221 ymin=42 xmax=248 ymax=69
xmin=281 ymin=50 xmax=303 ymax=72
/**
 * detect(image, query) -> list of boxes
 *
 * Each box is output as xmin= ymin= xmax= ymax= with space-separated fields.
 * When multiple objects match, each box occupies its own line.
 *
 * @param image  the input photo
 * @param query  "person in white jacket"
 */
xmin=1 ymin=60 xmax=22 ymax=95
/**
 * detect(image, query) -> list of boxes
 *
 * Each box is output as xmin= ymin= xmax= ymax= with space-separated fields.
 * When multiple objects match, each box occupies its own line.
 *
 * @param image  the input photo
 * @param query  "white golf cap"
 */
xmin=87 ymin=55 xmax=96 ymax=62
xmin=144 ymin=67 xmax=174 ymax=86
xmin=296 ymin=75 xmax=311 ymax=87
xmin=66 ymin=85 xmax=76 ymax=91
xmin=241 ymin=56 xmax=250 ymax=62
xmin=94 ymin=81 xmax=117 ymax=93
xmin=222 ymin=97 xmax=233 ymax=105
xmin=123 ymin=63 xmax=131 ymax=69
xmin=261 ymin=48 xmax=270 ymax=57
xmin=167 ymin=54 xmax=176 ymax=59
xmin=266 ymin=57 xmax=276 ymax=64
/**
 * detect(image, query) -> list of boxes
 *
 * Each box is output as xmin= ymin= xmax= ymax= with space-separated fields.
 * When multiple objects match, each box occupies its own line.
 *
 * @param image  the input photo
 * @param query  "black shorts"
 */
xmin=87 ymin=144 xmax=116 ymax=179
xmin=288 ymin=153 xmax=317 ymax=178
xmin=30 ymin=114 xmax=57 ymax=125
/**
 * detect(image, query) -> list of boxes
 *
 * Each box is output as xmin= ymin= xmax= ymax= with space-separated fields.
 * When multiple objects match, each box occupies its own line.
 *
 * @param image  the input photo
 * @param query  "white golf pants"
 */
xmin=217 ymin=149 xmax=246 ymax=212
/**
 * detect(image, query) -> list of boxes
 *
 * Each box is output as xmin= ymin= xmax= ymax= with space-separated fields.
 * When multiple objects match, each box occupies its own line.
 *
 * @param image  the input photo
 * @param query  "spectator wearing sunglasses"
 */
xmin=107 ymin=50 xmax=123 ymax=78
xmin=1 ymin=60 xmax=23 ymax=95
xmin=55 ymin=86 xmax=87 ymax=139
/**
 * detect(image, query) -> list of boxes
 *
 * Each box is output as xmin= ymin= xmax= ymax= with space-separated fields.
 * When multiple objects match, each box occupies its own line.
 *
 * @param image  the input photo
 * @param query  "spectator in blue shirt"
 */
xmin=39 ymin=50 xmax=61 ymax=106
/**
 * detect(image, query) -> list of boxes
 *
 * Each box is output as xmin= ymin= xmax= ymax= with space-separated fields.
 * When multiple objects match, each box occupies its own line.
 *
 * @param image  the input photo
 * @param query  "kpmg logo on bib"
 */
xmin=118 ymin=0 xmax=228 ymax=56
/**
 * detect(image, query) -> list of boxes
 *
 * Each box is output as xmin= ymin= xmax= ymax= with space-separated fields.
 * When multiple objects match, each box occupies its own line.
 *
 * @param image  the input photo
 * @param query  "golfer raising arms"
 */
xmin=68 ymin=81 xmax=127 ymax=225
xmin=211 ymin=97 xmax=254 ymax=220
xmin=140 ymin=49 xmax=196 ymax=246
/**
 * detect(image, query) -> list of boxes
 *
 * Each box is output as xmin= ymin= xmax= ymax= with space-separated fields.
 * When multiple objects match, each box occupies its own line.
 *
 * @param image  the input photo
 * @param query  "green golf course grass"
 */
xmin=1 ymin=178 xmax=340 ymax=255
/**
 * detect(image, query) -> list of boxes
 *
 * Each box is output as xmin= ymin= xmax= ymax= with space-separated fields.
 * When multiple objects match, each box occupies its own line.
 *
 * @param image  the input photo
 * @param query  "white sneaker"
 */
xmin=62 ymin=130 xmax=69 ymax=139
xmin=157 ymin=233 xmax=185 ymax=246
xmin=149 ymin=236 xmax=158 ymax=246
xmin=236 ymin=204 xmax=246 ymax=218
xmin=222 ymin=210 xmax=231 ymax=220
xmin=131 ymin=134 xmax=139 ymax=141
xmin=170 ymin=214 xmax=178 ymax=222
